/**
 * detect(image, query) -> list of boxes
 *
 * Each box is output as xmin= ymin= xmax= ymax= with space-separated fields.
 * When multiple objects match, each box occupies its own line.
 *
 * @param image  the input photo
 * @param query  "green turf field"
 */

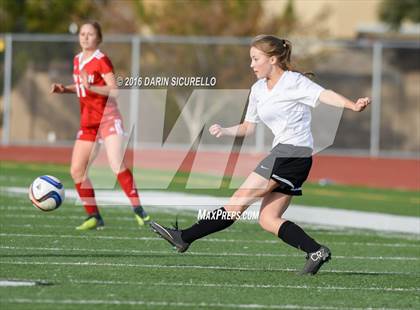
xmin=0 ymin=193 xmax=419 ymax=309
xmin=1 ymin=161 xmax=419 ymax=309
xmin=0 ymin=162 xmax=420 ymax=309
xmin=1 ymin=161 xmax=419 ymax=216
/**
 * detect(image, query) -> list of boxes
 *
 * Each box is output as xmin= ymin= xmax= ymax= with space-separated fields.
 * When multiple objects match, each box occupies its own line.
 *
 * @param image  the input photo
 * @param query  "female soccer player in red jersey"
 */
xmin=50 ymin=21 xmax=149 ymax=230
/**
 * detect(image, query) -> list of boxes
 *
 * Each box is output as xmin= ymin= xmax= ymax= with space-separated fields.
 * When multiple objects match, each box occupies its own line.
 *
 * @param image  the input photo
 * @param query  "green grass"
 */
xmin=294 ymin=183 xmax=420 ymax=217
xmin=0 ymin=193 xmax=419 ymax=309
xmin=1 ymin=161 xmax=419 ymax=217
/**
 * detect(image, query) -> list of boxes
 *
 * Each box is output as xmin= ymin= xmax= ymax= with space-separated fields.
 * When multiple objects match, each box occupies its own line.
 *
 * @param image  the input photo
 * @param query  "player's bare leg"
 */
xmin=258 ymin=192 xmax=291 ymax=234
xmin=71 ymin=140 xmax=104 ymax=230
xmin=150 ymin=172 xmax=279 ymax=252
xmin=104 ymin=134 xmax=150 ymax=226
xmin=70 ymin=140 xmax=98 ymax=184
xmin=259 ymin=192 xmax=331 ymax=275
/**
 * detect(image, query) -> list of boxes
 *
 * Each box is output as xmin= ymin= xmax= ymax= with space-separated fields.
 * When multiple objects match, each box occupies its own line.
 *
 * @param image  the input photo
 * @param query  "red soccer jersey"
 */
xmin=73 ymin=49 xmax=121 ymax=127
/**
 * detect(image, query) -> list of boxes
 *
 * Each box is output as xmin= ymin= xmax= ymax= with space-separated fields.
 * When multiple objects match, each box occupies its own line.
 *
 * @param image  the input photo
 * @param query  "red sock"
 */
xmin=117 ymin=169 xmax=141 ymax=207
xmin=75 ymin=179 xmax=99 ymax=216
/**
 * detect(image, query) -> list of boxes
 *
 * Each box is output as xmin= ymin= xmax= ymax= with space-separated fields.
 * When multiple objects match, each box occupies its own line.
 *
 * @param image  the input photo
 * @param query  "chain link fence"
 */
xmin=0 ymin=34 xmax=419 ymax=158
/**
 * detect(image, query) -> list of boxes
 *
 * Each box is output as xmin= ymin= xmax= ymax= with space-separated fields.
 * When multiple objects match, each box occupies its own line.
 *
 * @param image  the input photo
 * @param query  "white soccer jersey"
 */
xmin=245 ymin=71 xmax=324 ymax=149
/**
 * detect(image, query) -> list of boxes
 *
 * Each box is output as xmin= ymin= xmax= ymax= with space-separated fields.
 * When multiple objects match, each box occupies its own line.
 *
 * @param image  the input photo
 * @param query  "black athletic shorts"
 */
xmin=253 ymin=143 xmax=313 ymax=196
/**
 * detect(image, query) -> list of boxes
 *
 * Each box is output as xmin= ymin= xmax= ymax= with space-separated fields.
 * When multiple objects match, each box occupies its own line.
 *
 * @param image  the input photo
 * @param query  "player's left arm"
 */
xmin=80 ymin=70 xmax=118 ymax=97
xmin=319 ymin=89 xmax=370 ymax=112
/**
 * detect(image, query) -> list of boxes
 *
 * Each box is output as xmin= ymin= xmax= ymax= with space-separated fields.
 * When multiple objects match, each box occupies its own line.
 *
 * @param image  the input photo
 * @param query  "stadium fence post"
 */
xmin=2 ymin=34 xmax=13 ymax=146
xmin=370 ymin=41 xmax=383 ymax=157
xmin=129 ymin=35 xmax=141 ymax=150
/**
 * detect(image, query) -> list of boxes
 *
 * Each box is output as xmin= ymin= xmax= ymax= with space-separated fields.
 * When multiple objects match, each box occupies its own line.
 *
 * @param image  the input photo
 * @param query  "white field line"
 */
xmin=3 ymin=186 xmax=420 ymax=234
xmin=0 ymin=204 xmax=195 ymax=217
xmin=0 ymin=232 xmax=418 ymax=248
xmin=1 ymin=245 xmax=418 ymax=262
xmin=1 ymin=219 xmax=418 ymax=240
xmin=1 ymin=213 xmax=189 ymax=223
xmin=1 ymin=298 xmax=411 ymax=310
xmin=3 ymin=204 xmax=417 ymax=238
xmin=0 ymin=260 xmax=416 ymax=276
xmin=0 ymin=222 xmax=420 ymax=241
xmin=3 ymin=202 xmax=419 ymax=240
xmin=2 ymin=277 xmax=418 ymax=293
xmin=0 ymin=280 xmax=36 ymax=287
xmin=68 ymin=279 xmax=420 ymax=293
xmin=1 ymin=223 xmax=149 ymax=232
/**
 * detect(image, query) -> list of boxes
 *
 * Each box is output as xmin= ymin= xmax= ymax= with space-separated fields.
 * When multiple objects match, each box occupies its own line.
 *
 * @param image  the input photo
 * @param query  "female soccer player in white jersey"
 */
xmin=50 ymin=21 xmax=150 ymax=230
xmin=150 ymin=35 xmax=370 ymax=275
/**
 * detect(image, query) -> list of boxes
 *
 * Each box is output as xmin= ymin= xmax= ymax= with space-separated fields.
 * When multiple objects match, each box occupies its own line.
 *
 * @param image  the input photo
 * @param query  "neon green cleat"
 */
xmin=135 ymin=213 xmax=151 ymax=226
xmin=75 ymin=216 xmax=104 ymax=231
xmin=133 ymin=206 xmax=150 ymax=226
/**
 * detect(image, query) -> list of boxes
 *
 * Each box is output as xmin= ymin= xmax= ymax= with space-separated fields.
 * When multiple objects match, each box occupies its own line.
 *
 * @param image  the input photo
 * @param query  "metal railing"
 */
xmin=1 ymin=34 xmax=419 ymax=158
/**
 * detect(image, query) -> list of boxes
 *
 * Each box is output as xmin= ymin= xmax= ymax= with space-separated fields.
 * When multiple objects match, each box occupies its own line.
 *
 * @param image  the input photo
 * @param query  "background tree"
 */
xmin=0 ymin=0 xmax=103 ymax=33
xmin=133 ymin=0 xmax=326 ymax=144
xmin=379 ymin=0 xmax=420 ymax=30
xmin=0 ymin=0 xmax=328 ymax=146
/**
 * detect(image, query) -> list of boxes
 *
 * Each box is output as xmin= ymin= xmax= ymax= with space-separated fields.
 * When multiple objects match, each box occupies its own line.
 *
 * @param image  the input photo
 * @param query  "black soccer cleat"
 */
xmin=149 ymin=221 xmax=190 ymax=253
xmin=299 ymin=245 xmax=331 ymax=275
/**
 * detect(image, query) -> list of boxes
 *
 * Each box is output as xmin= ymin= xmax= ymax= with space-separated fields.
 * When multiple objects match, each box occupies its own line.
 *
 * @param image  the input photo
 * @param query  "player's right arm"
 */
xmin=209 ymin=121 xmax=256 ymax=138
xmin=50 ymin=83 xmax=77 ymax=94
xmin=210 ymin=85 xmax=258 ymax=138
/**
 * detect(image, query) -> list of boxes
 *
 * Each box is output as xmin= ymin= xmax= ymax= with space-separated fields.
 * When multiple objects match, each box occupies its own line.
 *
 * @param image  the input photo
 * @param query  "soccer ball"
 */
xmin=29 ymin=175 xmax=65 ymax=211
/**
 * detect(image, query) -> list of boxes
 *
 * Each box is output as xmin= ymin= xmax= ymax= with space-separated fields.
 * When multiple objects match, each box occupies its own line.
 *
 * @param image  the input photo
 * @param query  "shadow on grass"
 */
xmin=326 ymin=270 xmax=418 ymax=277
xmin=1 ymin=253 xmax=175 ymax=258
